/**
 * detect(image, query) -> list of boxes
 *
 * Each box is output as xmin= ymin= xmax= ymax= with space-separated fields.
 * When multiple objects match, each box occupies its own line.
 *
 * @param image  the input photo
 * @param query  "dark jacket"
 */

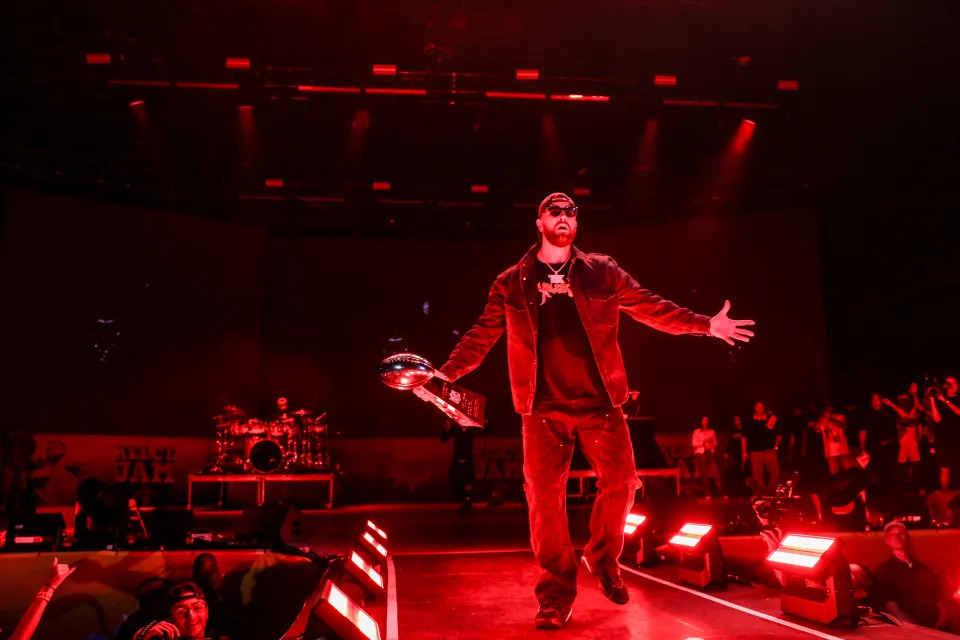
xmin=439 ymin=244 xmax=711 ymax=414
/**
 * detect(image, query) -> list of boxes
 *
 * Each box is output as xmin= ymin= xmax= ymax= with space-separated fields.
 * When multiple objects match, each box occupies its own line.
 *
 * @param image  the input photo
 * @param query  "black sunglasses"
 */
xmin=544 ymin=204 xmax=579 ymax=217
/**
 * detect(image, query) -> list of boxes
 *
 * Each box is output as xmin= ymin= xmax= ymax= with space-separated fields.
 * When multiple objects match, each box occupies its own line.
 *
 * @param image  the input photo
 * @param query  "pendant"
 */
xmin=547 ymin=273 xmax=567 ymax=284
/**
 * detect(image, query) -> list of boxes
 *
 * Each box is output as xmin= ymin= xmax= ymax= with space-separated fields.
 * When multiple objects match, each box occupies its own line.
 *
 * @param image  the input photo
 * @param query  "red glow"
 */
xmin=663 ymin=99 xmax=720 ymax=107
xmin=265 ymin=179 xmax=284 ymax=189
xmin=515 ymin=69 xmax=540 ymax=81
xmin=724 ymin=102 xmax=778 ymax=109
xmin=372 ymin=182 xmax=391 ymax=191
xmin=86 ymin=53 xmax=111 ymax=65
xmin=470 ymin=184 xmax=489 ymax=194
xmin=298 ymin=85 xmax=361 ymax=94
xmin=573 ymin=187 xmax=590 ymax=196
xmin=654 ymin=75 xmax=677 ymax=87
xmin=551 ymin=94 xmax=610 ymax=102
xmin=175 ymin=82 xmax=238 ymax=90
xmin=226 ymin=57 xmax=250 ymax=69
xmin=108 ymin=80 xmax=172 ymax=87
xmin=778 ymin=80 xmax=800 ymax=91
xmin=128 ymin=100 xmax=144 ymax=107
xmin=485 ymin=91 xmax=546 ymax=100
xmin=372 ymin=64 xmax=397 ymax=76
xmin=365 ymin=88 xmax=426 ymax=96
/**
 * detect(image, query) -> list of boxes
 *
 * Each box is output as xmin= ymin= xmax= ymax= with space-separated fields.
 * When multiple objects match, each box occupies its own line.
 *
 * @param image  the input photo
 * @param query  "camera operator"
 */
xmin=930 ymin=376 xmax=960 ymax=491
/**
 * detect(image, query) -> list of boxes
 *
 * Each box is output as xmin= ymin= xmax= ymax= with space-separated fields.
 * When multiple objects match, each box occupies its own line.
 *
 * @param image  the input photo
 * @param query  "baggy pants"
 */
xmin=521 ymin=407 xmax=640 ymax=607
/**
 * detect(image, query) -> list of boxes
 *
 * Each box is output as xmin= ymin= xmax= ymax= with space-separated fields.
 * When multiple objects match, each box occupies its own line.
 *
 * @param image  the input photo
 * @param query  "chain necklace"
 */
xmin=543 ymin=256 xmax=570 ymax=284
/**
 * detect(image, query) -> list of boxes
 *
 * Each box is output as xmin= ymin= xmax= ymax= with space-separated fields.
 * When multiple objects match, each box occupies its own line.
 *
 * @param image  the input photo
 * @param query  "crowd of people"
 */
xmin=690 ymin=375 xmax=960 ymax=512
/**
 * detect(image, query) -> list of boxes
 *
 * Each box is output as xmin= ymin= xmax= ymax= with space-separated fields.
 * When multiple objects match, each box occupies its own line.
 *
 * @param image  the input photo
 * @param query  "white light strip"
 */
xmin=669 ymin=534 xmax=700 ymax=547
xmin=367 ymin=520 xmax=388 ymax=540
xmin=768 ymin=550 xmax=820 ymax=568
xmin=680 ymin=524 xmax=712 ymax=536
xmin=780 ymin=535 xmax=834 ymax=553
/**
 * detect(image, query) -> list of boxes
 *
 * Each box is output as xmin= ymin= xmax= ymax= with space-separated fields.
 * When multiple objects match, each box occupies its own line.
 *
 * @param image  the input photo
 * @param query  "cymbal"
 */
xmin=291 ymin=409 xmax=313 ymax=416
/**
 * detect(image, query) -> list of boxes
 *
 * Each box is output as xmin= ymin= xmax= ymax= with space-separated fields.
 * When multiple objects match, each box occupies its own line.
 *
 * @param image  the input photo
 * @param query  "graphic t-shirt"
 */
xmin=532 ymin=258 xmax=609 ymax=412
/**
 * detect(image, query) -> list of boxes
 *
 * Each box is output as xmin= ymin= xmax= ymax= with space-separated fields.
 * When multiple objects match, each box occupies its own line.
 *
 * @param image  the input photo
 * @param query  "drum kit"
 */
xmin=206 ymin=404 xmax=333 ymax=474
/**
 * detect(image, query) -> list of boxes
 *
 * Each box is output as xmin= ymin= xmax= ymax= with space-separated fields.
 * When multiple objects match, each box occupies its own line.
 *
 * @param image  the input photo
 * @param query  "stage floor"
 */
xmin=394 ymin=549 xmax=950 ymax=640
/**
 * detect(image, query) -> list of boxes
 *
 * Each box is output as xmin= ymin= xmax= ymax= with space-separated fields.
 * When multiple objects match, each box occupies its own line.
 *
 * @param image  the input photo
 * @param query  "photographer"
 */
xmin=930 ymin=376 xmax=960 ymax=491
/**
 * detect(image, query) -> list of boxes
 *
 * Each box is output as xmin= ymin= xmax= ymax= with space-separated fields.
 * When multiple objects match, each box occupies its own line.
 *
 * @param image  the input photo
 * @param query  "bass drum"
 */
xmin=248 ymin=438 xmax=284 ymax=473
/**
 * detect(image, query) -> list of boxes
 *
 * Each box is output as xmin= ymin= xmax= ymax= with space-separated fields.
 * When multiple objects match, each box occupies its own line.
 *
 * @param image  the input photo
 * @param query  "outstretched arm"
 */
xmin=438 ymin=278 xmax=506 ymax=382
xmin=614 ymin=262 xmax=754 ymax=344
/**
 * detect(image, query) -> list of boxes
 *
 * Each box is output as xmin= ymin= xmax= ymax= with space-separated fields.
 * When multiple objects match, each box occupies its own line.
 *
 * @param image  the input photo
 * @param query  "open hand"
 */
xmin=709 ymin=300 xmax=755 ymax=346
xmin=46 ymin=557 xmax=77 ymax=590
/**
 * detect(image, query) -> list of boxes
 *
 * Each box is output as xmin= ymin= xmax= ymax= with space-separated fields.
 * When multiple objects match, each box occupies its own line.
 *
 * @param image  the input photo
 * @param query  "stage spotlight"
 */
xmin=366 ymin=520 xmax=388 ymax=543
xmin=344 ymin=550 xmax=386 ymax=599
xmin=357 ymin=531 xmax=388 ymax=566
xmin=312 ymin=579 xmax=382 ymax=640
xmin=620 ymin=512 xmax=658 ymax=567
xmin=766 ymin=534 xmax=855 ymax=626
xmin=668 ymin=523 xmax=724 ymax=588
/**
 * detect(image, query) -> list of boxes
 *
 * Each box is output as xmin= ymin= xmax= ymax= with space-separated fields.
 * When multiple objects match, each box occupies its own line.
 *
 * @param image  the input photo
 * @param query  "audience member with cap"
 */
xmin=134 ymin=582 xmax=219 ymax=640
xmin=873 ymin=522 xmax=949 ymax=630
xmin=116 ymin=578 xmax=175 ymax=640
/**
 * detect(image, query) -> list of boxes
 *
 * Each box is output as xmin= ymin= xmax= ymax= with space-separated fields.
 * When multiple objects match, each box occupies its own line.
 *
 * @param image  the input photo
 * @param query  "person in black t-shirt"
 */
xmin=860 ymin=393 xmax=905 ymax=494
xmin=931 ymin=376 xmax=960 ymax=491
xmin=745 ymin=402 xmax=779 ymax=495
xmin=435 ymin=192 xmax=756 ymax=630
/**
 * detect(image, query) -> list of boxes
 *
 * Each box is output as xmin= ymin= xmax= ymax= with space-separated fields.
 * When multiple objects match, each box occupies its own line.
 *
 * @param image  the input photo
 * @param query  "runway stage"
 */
xmin=394 ymin=549 xmax=949 ymax=640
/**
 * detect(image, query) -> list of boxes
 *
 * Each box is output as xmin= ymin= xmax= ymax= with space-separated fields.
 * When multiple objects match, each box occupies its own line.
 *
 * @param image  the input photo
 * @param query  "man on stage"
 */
xmin=436 ymin=192 xmax=755 ymax=629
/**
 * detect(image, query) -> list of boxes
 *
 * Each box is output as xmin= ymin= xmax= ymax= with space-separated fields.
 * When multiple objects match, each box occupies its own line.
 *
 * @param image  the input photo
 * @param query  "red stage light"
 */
xmin=623 ymin=513 xmax=646 ymax=536
xmin=348 ymin=550 xmax=385 ymax=592
xmin=515 ymin=69 xmax=540 ymax=81
xmin=86 ymin=53 xmax=111 ymax=65
xmin=551 ymin=94 xmax=610 ymax=102
xmin=265 ymin=179 xmax=284 ymax=189
xmin=372 ymin=182 xmax=391 ymax=191
xmin=298 ymin=85 xmax=361 ymax=94
xmin=767 ymin=534 xmax=836 ymax=570
xmin=366 ymin=520 xmax=388 ymax=541
xmin=226 ymin=57 xmax=250 ymax=69
xmin=360 ymin=531 xmax=388 ymax=560
xmin=128 ymin=100 xmax=144 ymax=107
xmin=485 ymin=91 xmax=546 ymax=100
xmin=573 ymin=187 xmax=590 ymax=197
xmin=365 ymin=88 xmax=426 ymax=96
xmin=654 ymin=75 xmax=677 ymax=87
xmin=372 ymin=64 xmax=397 ymax=76
xmin=669 ymin=523 xmax=713 ymax=548
xmin=174 ymin=82 xmax=238 ymax=90
xmin=778 ymin=80 xmax=800 ymax=91
xmin=470 ymin=185 xmax=489 ymax=194
xmin=314 ymin=580 xmax=382 ymax=640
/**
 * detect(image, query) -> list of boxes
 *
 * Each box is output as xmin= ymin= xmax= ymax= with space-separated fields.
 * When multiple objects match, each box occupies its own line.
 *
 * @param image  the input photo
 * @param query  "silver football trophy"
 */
xmin=378 ymin=353 xmax=486 ymax=428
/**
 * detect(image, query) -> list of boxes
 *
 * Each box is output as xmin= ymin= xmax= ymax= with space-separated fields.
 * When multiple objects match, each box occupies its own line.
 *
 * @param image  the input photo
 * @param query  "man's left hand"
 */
xmin=709 ymin=300 xmax=755 ymax=346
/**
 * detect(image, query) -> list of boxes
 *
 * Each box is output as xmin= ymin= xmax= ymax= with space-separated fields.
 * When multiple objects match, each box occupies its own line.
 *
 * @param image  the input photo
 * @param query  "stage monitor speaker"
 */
xmin=238 ymin=504 xmax=306 ymax=549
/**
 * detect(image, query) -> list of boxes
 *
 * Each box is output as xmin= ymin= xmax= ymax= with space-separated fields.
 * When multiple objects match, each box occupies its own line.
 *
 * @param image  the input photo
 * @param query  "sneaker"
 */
xmin=580 ymin=555 xmax=629 ymax=605
xmin=535 ymin=603 xmax=573 ymax=630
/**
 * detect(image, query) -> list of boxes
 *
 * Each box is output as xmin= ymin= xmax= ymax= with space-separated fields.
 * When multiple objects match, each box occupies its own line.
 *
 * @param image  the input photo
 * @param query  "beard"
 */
xmin=542 ymin=224 xmax=576 ymax=247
